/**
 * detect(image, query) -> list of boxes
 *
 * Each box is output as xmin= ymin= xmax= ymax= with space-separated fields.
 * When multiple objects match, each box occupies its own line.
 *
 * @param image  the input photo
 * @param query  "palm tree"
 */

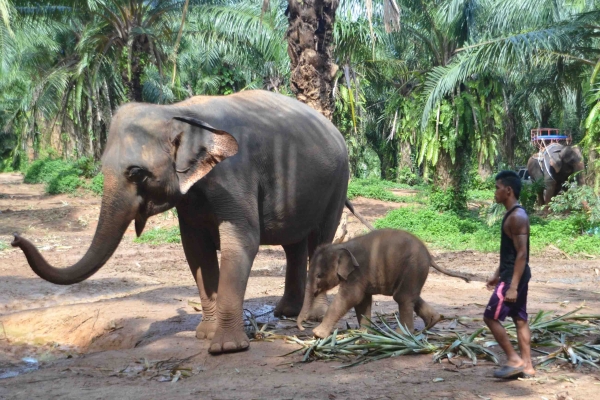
xmin=421 ymin=0 xmax=600 ymax=167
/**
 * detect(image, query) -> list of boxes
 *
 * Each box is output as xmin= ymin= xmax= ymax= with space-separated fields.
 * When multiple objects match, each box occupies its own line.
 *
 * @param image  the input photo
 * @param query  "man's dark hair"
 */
xmin=495 ymin=170 xmax=522 ymax=200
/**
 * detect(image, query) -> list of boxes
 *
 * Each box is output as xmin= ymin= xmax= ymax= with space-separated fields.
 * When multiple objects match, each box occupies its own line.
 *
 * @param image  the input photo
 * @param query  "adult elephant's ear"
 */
xmin=548 ymin=148 xmax=563 ymax=173
xmin=171 ymin=116 xmax=238 ymax=194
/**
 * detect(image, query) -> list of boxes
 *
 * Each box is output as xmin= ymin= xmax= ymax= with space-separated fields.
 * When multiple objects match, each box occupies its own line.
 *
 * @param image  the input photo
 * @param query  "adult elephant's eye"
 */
xmin=127 ymin=166 xmax=147 ymax=183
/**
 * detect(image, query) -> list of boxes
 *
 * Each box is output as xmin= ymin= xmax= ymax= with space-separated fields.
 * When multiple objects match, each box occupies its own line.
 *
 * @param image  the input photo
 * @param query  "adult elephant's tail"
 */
xmin=345 ymin=199 xmax=375 ymax=231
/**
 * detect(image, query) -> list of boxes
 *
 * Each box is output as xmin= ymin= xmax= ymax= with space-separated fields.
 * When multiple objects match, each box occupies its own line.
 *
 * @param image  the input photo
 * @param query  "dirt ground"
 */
xmin=1 ymin=172 xmax=599 ymax=400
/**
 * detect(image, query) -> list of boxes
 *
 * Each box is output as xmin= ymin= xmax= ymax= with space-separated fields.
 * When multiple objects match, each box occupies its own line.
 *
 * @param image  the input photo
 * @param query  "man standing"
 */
xmin=484 ymin=171 xmax=535 ymax=379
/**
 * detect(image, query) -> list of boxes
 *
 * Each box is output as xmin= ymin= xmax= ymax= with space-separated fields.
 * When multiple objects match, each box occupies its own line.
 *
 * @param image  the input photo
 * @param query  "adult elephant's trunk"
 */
xmin=576 ymin=161 xmax=585 ymax=186
xmin=12 ymin=178 xmax=137 ymax=285
xmin=297 ymin=279 xmax=316 ymax=331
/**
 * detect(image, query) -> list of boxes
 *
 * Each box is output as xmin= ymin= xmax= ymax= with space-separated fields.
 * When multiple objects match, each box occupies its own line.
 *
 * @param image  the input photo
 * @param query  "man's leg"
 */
xmin=513 ymin=317 xmax=535 ymax=376
xmin=484 ymin=316 xmax=524 ymax=369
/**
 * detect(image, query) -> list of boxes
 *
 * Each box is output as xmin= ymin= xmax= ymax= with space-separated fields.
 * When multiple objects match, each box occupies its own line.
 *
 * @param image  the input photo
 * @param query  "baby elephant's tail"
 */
xmin=345 ymin=199 xmax=375 ymax=231
xmin=430 ymin=259 xmax=470 ymax=282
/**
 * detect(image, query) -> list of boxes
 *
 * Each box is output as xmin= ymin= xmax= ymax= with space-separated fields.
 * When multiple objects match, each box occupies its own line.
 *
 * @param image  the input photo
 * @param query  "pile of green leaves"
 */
xmin=283 ymin=308 xmax=600 ymax=369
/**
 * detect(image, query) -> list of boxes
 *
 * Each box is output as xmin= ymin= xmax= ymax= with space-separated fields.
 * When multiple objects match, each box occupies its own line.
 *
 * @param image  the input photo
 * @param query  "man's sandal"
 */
xmin=493 ymin=365 xmax=524 ymax=379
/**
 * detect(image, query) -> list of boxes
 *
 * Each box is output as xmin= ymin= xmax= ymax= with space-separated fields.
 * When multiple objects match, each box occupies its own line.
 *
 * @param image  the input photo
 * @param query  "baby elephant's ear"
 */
xmin=336 ymin=248 xmax=359 ymax=281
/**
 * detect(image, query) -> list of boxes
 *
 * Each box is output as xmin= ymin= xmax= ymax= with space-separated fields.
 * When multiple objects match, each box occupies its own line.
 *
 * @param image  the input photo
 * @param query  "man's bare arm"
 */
xmin=506 ymin=211 xmax=529 ymax=300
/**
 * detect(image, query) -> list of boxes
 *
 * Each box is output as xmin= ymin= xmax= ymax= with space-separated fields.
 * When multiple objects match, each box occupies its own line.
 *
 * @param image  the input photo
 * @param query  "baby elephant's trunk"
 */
xmin=296 ymin=283 xmax=315 ymax=331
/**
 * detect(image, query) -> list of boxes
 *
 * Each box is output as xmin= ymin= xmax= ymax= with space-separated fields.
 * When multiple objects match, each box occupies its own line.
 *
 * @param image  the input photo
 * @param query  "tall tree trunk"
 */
xmin=286 ymin=0 xmax=339 ymax=120
xmin=434 ymin=150 xmax=454 ymax=190
xmin=398 ymin=140 xmax=412 ymax=170
xmin=502 ymin=88 xmax=516 ymax=168
xmin=124 ymin=41 xmax=145 ymax=102
xmin=478 ymin=157 xmax=493 ymax=179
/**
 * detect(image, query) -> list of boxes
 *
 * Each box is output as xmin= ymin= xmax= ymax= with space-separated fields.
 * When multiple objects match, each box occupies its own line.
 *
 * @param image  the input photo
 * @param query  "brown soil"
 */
xmin=1 ymin=172 xmax=599 ymax=400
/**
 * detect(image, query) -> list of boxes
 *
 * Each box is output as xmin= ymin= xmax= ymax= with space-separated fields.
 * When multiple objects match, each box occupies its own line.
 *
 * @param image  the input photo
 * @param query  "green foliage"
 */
xmin=467 ymin=189 xmax=494 ymax=202
xmin=375 ymin=206 xmax=600 ymax=256
xmin=134 ymin=226 xmax=181 ymax=245
xmin=375 ymin=207 xmax=500 ymax=253
xmin=397 ymin=167 xmax=420 ymax=186
xmin=73 ymin=157 xmax=101 ymax=179
xmin=23 ymin=157 xmax=103 ymax=195
xmin=347 ymin=179 xmax=417 ymax=203
xmin=428 ymin=187 xmax=468 ymax=213
xmin=519 ymin=179 xmax=545 ymax=214
xmin=469 ymin=173 xmax=496 ymax=190
xmin=87 ymin=173 xmax=104 ymax=196
xmin=46 ymin=173 xmax=82 ymax=195
xmin=0 ymin=241 xmax=7 ymax=251
xmin=549 ymin=183 xmax=600 ymax=226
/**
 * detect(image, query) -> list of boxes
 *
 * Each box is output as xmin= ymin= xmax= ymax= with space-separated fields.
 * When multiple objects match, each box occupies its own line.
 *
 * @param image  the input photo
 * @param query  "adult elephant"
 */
xmin=526 ymin=143 xmax=585 ymax=206
xmin=11 ymin=90 xmax=369 ymax=354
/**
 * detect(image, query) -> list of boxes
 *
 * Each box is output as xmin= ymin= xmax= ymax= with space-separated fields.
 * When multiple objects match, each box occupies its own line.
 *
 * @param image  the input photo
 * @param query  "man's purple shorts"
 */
xmin=484 ymin=281 xmax=528 ymax=321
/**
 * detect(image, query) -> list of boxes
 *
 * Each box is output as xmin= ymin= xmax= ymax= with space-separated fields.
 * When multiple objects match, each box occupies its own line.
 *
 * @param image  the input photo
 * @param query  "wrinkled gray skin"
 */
xmin=12 ymin=90 xmax=357 ymax=354
xmin=297 ymin=229 xmax=470 ymax=338
xmin=527 ymin=144 xmax=585 ymax=206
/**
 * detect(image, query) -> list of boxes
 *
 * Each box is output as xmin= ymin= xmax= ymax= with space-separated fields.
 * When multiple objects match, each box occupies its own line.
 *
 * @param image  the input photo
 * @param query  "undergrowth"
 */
xmin=347 ymin=179 xmax=426 ymax=204
xmin=23 ymin=157 xmax=102 ymax=195
xmin=375 ymin=207 xmax=600 ymax=256
xmin=134 ymin=226 xmax=181 ymax=245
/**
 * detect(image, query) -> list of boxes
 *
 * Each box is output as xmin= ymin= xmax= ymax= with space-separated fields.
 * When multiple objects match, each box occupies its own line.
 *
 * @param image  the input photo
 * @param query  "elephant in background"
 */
xmin=527 ymin=144 xmax=585 ymax=206
xmin=296 ymin=229 xmax=470 ymax=338
xmin=12 ymin=90 xmax=371 ymax=354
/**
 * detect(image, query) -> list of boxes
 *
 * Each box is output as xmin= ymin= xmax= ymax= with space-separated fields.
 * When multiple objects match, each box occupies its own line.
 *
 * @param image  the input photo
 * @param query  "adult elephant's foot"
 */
xmin=273 ymin=295 xmax=303 ymax=318
xmin=196 ymin=316 xmax=218 ymax=340
xmin=208 ymin=327 xmax=250 ymax=354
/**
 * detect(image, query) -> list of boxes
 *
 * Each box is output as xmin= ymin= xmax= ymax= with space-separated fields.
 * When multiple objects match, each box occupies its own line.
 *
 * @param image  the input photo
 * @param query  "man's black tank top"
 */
xmin=499 ymin=205 xmax=531 ymax=285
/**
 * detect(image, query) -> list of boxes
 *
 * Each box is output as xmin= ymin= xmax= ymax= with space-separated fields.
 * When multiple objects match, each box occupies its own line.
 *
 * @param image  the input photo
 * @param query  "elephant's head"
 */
xmin=12 ymin=103 xmax=238 ymax=285
xmin=547 ymin=145 xmax=585 ymax=185
xmin=297 ymin=246 xmax=359 ymax=330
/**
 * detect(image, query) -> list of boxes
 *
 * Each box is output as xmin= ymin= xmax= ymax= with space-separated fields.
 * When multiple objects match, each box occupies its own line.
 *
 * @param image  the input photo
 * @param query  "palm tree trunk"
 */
xmin=286 ymin=0 xmax=339 ymax=120
xmin=502 ymin=88 xmax=516 ymax=168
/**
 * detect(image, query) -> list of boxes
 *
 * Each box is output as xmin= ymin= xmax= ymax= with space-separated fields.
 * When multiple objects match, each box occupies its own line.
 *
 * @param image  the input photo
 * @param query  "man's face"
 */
xmin=494 ymin=181 xmax=510 ymax=203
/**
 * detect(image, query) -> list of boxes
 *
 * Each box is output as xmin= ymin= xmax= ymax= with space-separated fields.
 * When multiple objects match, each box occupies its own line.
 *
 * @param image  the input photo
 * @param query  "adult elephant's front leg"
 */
xmin=544 ymin=180 xmax=557 ymax=205
xmin=179 ymin=223 xmax=219 ymax=340
xmin=209 ymin=222 xmax=259 ymax=354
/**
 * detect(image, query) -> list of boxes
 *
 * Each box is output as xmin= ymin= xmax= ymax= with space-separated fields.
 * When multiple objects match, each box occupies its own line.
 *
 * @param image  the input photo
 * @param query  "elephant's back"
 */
xmin=177 ymin=91 xmax=346 ymax=156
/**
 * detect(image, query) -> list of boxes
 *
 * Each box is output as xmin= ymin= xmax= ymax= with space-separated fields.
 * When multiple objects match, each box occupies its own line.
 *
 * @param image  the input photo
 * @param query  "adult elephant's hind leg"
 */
xmin=179 ymin=223 xmax=219 ymax=341
xmin=209 ymin=222 xmax=259 ymax=354
xmin=274 ymin=238 xmax=308 ymax=318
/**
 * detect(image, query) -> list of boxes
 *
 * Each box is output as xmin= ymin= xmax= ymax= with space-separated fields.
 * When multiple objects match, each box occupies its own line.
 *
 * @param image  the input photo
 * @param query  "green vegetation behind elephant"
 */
xmin=12 ymin=90 xmax=369 ymax=355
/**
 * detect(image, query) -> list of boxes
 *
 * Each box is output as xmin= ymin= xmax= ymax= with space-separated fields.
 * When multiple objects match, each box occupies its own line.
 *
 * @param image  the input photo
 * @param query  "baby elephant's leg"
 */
xmin=414 ymin=296 xmax=441 ymax=329
xmin=393 ymin=294 xmax=415 ymax=333
xmin=354 ymin=294 xmax=372 ymax=329
xmin=313 ymin=288 xmax=361 ymax=338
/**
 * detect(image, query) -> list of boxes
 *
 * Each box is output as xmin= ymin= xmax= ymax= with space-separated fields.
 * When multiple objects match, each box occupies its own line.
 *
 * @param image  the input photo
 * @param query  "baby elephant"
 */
xmin=297 ymin=229 xmax=470 ymax=338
